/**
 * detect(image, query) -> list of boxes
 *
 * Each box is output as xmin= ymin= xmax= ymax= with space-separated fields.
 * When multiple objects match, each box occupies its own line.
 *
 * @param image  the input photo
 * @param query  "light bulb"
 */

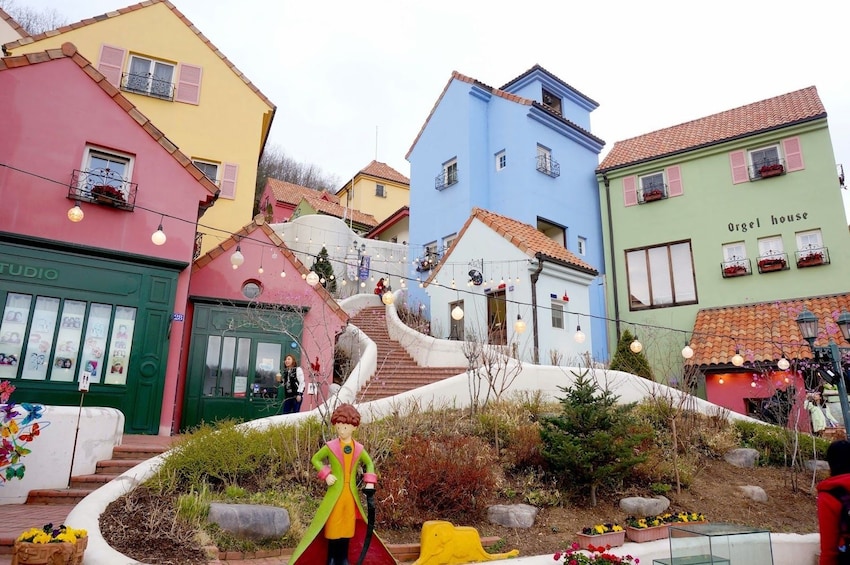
xmin=750 ymin=381 xmax=757 ymax=388
xmin=271 ymin=251 xmax=278 ymax=259
xmin=382 ymin=291 xmax=394 ymax=305
xmin=320 ymin=277 xmax=326 ymax=284
xmin=258 ymin=266 xmax=264 ymax=274
xmin=230 ymin=246 xmax=244 ymax=268
xmin=306 ymin=271 xmax=320 ymax=286
xmin=67 ymin=202 xmax=84 ymax=222
xmin=280 ymin=270 xmax=286 ymax=278
xmin=301 ymin=273 xmax=307 ymax=280
xmin=630 ymin=339 xmax=643 ymax=354
xmin=718 ymin=377 xmax=724 ymax=385
xmin=731 ymin=351 xmax=744 ymax=367
xmin=451 ymin=305 xmax=464 ymax=321
xmin=341 ymin=279 xmax=347 ymax=285
xmin=514 ymin=315 xmax=526 ymax=334
xmin=574 ymin=327 xmax=586 ymax=344
xmin=151 ymin=226 xmax=167 ymax=245
xmin=777 ymin=357 xmax=790 ymax=371
xmin=681 ymin=345 xmax=694 ymax=359
xmin=360 ymin=282 xmax=366 ymax=288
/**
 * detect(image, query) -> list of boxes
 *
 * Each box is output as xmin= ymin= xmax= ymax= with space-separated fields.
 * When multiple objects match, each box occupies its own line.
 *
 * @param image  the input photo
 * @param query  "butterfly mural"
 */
xmin=0 ymin=381 xmax=46 ymax=486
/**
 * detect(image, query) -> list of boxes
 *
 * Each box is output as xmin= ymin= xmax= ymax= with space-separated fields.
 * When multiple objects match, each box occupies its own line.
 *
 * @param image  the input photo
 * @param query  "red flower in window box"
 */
xmin=642 ymin=188 xmax=664 ymax=202
xmin=757 ymin=257 xmax=786 ymax=272
xmin=723 ymin=265 xmax=747 ymax=277
xmin=90 ymin=184 xmax=126 ymax=204
xmin=797 ymin=251 xmax=824 ymax=267
xmin=758 ymin=164 xmax=784 ymax=178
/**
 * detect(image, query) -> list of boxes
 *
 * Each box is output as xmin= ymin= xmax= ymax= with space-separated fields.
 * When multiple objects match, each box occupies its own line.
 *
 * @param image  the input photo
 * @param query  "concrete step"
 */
xmin=96 ymin=459 xmax=146 ymax=474
xmin=26 ymin=488 xmax=94 ymax=505
xmin=70 ymin=473 xmax=120 ymax=489
xmin=111 ymin=446 xmax=167 ymax=460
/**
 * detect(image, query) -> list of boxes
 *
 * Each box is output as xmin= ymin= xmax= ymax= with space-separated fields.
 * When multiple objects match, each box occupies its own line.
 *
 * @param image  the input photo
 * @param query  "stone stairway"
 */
xmin=350 ymin=306 xmax=466 ymax=402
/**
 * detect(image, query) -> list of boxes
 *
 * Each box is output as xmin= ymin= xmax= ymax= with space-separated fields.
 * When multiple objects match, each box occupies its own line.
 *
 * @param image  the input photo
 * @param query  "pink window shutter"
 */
xmin=729 ymin=151 xmax=749 ymax=184
xmin=220 ymin=163 xmax=239 ymax=199
xmin=623 ymin=176 xmax=638 ymax=207
xmin=666 ymin=165 xmax=683 ymax=197
xmin=783 ymin=137 xmax=805 ymax=171
xmin=175 ymin=64 xmax=203 ymax=105
xmin=97 ymin=45 xmax=126 ymax=88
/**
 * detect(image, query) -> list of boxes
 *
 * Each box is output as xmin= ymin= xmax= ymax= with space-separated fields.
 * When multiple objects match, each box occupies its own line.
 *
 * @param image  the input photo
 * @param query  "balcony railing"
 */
xmin=748 ymin=159 xmax=786 ymax=181
xmin=121 ymin=72 xmax=175 ymax=101
xmin=756 ymin=253 xmax=789 ymax=273
xmin=68 ymin=169 xmax=137 ymax=211
xmin=435 ymin=171 xmax=458 ymax=191
xmin=536 ymin=155 xmax=560 ymax=178
xmin=638 ymin=184 xmax=668 ymax=204
xmin=721 ymin=258 xmax=752 ymax=278
xmin=795 ymin=247 xmax=830 ymax=268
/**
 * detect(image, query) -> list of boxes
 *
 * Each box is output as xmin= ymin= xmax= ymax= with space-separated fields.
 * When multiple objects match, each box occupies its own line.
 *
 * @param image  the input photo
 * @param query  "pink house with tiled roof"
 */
xmin=0 ymin=43 xmax=217 ymax=435
xmin=179 ymin=221 xmax=348 ymax=429
xmin=424 ymin=208 xmax=598 ymax=363
xmin=260 ymin=178 xmax=340 ymax=223
xmin=595 ymin=86 xmax=849 ymax=422
xmin=336 ymin=160 xmax=410 ymax=224
xmin=4 ymin=0 xmax=277 ymax=257
xmin=405 ymin=64 xmax=609 ymax=361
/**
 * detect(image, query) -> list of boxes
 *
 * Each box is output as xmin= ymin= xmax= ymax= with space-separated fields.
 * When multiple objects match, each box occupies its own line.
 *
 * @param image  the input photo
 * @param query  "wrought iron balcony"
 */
xmin=435 ymin=170 xmax=458 ymax=190
xmin=748 ymin=158 xmax=786 ymax=181
xmin=121 ymin=72 xmax=175 ymax=101
xmin=536 ymin=155 xmax=560 ymax=178
xmin=756 ymin=253 xmax=789 ymax=273
xmin=68 ymin=169 xmax=137 ymax=211
xmin=638 ymin=184 xmax=668 ymax=204
xmin=721 ymin=258 xmax=752 ymax=278
xmin=795 ymin=247 xmax=830 ymax=268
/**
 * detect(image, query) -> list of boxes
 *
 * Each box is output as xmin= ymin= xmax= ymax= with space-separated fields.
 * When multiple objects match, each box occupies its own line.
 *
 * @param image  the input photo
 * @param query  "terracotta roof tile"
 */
xmin=265 ymin=178 xmax=340 ymax=206
xmin=301 ymin=195 xmax=377 ymax=228
xmin=425 ymin=207 xmax=597 ymax=286
xmin=193 ymin=221 xmax=348 ymax=324
xmin=498 ymin=63 xmax=599 ymax=107
xmin=2 ymin=0 xmax=275 ymax=111
xmin=366 ymin=206 xmax=409 ymax=239
xmin=0 ymin=42 xmax=218 ymax=206
xmin=357 ymin=160 xmax=409 ymax=185
xmin=689 ymin=293 xmax=850 ymax=367
xmin=598 ymin=86 xmax=826 ymax=171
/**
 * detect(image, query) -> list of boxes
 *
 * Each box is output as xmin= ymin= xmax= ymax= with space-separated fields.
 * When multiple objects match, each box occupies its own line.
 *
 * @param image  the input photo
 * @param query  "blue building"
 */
xmin=406 ymin=64 xmax=609 ymax=361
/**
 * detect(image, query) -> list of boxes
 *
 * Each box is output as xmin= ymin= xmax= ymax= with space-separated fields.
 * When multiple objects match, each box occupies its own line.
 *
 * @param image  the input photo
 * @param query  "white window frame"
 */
xmin=723 ymin=242 xmax=747 ymax=265
xmin=796 ymin=229 xmax=823 ymax=254
xmin=757 ymin=236 xmax=784 ymax=258
xmin=80 ymin=146 xmax=133 ymax=199
xmin=749 ymin=144 xmax=781 ymax=170
xmin=444 ymin=159 xmax=458 ymax=186
xmin=577 ymin=237 xmax=587 ymax=256
xmin=551 ymin=301 xmax=564 ymax=329
xmin=192 ymin=159 xmax=220 ymax=186
xmin=125 ymin=54 xmax=175 ymax=98
xmin=639 ymin=171 xmax=666 ymax=200
xmin=537 ymin=144 xmax=552 ymax=173
xmin=442 ymin=233 xmax=456 ymax=252
xmin=495 ymin=151 xmax=506 ymax=171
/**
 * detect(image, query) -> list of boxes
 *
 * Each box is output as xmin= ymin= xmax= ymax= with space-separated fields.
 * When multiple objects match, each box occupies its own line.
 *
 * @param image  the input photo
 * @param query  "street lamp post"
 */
xmin=795 ymin=308 xmax=850 ymax=440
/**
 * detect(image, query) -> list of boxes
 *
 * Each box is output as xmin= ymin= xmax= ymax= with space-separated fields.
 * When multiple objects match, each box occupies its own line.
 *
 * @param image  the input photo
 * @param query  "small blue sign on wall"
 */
xmin=172 ymin=313 xmax=185 ymax=322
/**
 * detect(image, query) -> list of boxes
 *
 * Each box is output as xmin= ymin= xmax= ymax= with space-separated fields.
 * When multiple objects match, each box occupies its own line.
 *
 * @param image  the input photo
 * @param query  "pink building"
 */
xmin=0 ymin=44 xmax=347 ymax=434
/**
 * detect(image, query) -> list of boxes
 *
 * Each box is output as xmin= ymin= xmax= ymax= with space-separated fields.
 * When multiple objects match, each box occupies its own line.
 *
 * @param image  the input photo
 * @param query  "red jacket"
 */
xmin=817 ymin=472 xmax=850 ymax=564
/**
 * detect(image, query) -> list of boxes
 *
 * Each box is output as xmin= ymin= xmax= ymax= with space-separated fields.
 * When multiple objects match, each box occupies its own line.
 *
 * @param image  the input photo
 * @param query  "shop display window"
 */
xmin=0 ymin=293 xmax=32 ymax=379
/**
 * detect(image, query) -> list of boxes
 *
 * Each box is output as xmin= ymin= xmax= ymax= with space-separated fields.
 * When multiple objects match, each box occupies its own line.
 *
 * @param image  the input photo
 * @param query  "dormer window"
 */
xmin=541 ymin=88 xmax=562 ymax=114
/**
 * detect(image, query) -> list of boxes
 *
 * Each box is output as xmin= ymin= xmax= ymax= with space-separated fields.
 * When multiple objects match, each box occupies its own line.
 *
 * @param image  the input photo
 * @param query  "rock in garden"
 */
xmin=724 ymin=448 xmax=759 ymax=468
xmin=805 ymin=459 xmax=829 ymax=472
xmin=738 ymin=485 xmax=768 ymax=503
xmin=208 ymin=503 xmax=290 ymax=540
xmin=487 ymin=504 xmax=539 ymax=528
xmin=619 ymin=496 xmax=670 ymax=516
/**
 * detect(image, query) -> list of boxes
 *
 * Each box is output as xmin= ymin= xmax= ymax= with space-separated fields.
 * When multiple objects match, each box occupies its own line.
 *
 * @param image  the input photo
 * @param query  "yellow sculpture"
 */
xmin=411 ymin=520 xmax=519 ymax=565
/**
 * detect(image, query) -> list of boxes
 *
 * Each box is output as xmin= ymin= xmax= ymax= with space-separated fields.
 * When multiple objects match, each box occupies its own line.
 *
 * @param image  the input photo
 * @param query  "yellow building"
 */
xmin=336 ymin=160 xmax=410 ymax=224
xmin=3 ymin=0 xmax=275 ymax=256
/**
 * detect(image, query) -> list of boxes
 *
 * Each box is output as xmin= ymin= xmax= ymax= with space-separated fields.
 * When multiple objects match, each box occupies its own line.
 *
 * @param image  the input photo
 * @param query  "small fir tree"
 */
xmin=540 ymin=369 xmax=651 ymax=506
xmin=310 ymin=246 xmax=337 ymax=293
xmin=609 ymin=329 xmax=654 ymax=380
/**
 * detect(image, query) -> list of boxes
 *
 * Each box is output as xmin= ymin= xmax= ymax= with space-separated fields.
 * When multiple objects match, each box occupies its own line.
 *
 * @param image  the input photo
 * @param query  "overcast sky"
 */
xmin=13 ymin=0 xmax=850 ymax=220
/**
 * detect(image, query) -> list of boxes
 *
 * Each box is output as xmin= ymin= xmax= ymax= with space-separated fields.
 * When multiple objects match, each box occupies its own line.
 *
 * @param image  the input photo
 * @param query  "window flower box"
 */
xmin=642 ymin=188 xmax=665 ymax=202
xmin=723 ymin=265 xmax=747 ymax=277
xmin=90 ymin=184 xmax=127 ymax=205
xmin=758 ymin=163 xmax=784 ymax=178
xmin=797 ymin=252 xmax=824 ymax=268
xmin=625 ymin=523 xmax=670 ymax=543
xmin=757 ymin=258 xmax=786 ymax=272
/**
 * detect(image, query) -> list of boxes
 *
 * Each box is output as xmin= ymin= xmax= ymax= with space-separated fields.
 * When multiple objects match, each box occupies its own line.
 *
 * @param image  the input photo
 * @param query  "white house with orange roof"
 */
xmin=424 ymin=208 xmax=598 ymax=364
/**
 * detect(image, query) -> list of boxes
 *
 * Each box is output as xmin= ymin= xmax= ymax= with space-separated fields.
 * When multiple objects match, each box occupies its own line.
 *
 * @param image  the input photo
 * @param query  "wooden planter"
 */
xmin=575 ymin=530 xmax=626 ymax=550
xmin=758 ymin=260 xmax=786 ymax=272
xmin=759 ymin=166 xmax=784 ymax=178
xmin=797 ymin=255 xmax=824 ymax=268
xmin=626 ymin=524 xmax=670 ymax=543
xmin=11 ymin=537 xmax=86 ymax=565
